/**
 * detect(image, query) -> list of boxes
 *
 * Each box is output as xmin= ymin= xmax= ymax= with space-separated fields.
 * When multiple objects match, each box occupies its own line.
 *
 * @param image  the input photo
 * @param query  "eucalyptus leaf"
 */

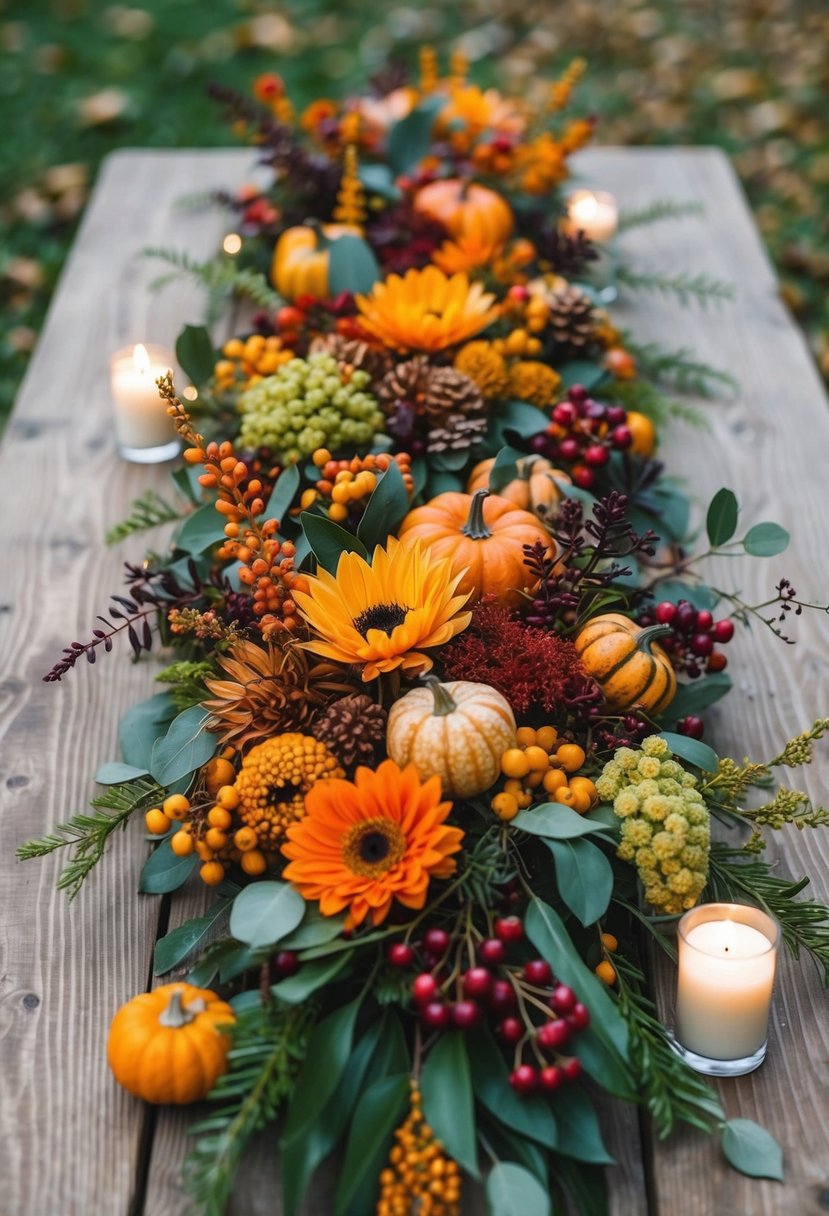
xmin=119 ymin=692 xmax=175 ymax=770
xmin=429 ymin=446 xmax=470 ymax=472
xmin=171 ymin=463 xmax=202 ymax=506
xmin=138 ymin=839 xmax=197 ymax=894
xmin=721 ymin=1119 xmax=784 ymax=1181
xmin=280 ymin=905 xmax=347 ymax=950
xmin=95 ymin=762 xmax=149 ymax=784
xmin=300 ymin=511 xmax=368 ymax=573
xmin=174 ymin=502 xmax=226 ymax=555
xmin=743 ymin=522 xmax=789 ymax=557
xmin=706 ymin=487 xmax=738 ymax=546
xmin=663 ymin=672 xmax=732 ymax=720
xmin=334 ymin=1074 xmax=410 ymax=1216
xmin=386 ymin=98 xmax=442 ymax=174
xmin=558 ymin=361 xmax=608 ymax=391
xmin=486 ymin=1162 xmax=551 ymax=1216
xmin=488 ymin=445 xmax=524 ymax=492
xmin=421 ymin=1032 xmax=479 ymax=1176
xmin=659 ymin=731 xmax=719 ymax=772
xmin=512 ymin=803 xmax=607 ymax=840
xmin=150 ymin=705 xmax=215 ymax=786
xmin=495 ymin=399 xmax=548 ymax=440
xmin=175 ymin=323 xmax=215 ymax=388
xmin=327 ymin=234 xmax=381 ymax=295
xmin=358 ymin=163 xmax=402 ymax=202
xmin=153 ymin=899 xmax=231 ymax=974
xmin=262 ymin=464 xmax=300 ymax=528
xmin=546 ymin=838 xmax=614 ymax=926
xmin=229 ymin=881 xmax=305 ymax=950
xmin=653 ymin=580 xmax=718 ymax=611
xmin=552 ymin=1087 xmax=615 ymax=1164
xmin=272 ymin=951 xmax=351 ymax=1003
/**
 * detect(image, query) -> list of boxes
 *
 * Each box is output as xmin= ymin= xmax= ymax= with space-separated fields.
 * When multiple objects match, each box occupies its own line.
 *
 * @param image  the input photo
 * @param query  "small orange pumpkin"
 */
xmin=398 ymin=489 xmax=553 ymax=609
xmin=386 ymin=676 xmax=516 ymax=798
xmin=413 ymin=179 xmax=514 ymax=247
xmin=271 ymin=224 xmax=360 ymax=300
xmin=574 ymin=613 xmax=676 ymax=714
xmin=107 ymin=982 xmax=235 ymax=1104
xmin=466 ymin=456 xmax=571 ymax=518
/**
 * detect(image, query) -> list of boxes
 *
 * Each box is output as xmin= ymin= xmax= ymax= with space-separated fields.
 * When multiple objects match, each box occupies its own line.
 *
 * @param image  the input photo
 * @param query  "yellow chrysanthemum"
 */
xmin=508 ymin=360 xmax=562 ymax=408
xmin=454 ymin=340 xmax=509 ymax=399
xmin=282 ymin=759 xmax=463 ymax=928
xmin=355 ymin=267 xmax=499 ymax=353
xmin=293 ymin=536 xmax=472 ymax=682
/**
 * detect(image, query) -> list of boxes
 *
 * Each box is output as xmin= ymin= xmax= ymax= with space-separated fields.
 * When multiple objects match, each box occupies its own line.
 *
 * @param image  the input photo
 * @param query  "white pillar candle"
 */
xmin=675 ymin=904 xmax=778 ymax=1063
xmin=110 ymin=343 xmax=178 ymax=460
xmin=565 ymin=189 xmax=619 ymax=243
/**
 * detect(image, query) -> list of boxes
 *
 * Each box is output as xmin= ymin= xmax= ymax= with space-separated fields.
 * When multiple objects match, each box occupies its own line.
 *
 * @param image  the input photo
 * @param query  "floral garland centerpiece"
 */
xmin=22 ymin=48 xmax=829 ymax=1216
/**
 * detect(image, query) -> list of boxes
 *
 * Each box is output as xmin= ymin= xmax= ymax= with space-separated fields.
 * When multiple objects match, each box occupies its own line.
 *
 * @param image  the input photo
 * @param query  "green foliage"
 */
xmin=150 ymin=704 xmax=215 ymax=785
xmin=617 ymin=264 xmax=736 ymax=308
xmin=229 ymin=881 xmax=306 ymax=950
xmin=139 ymin=838 xmax=198 ymax=894
xmin=545 ymin=838 xmax=614 ymax=927
xmin=421 ymin=1032 xmax=479 ymax=1177
xmin=327 ymin=234 xmax=381 ymax=295
xmin=624 ymin=340 xmax=738 ymax=398
xmin=176 ymin=323 xmax=216 ymax=388
xmin=145 ymin=247 xmax=283 ymax=325
xmin=16 ymin=777 xmax=164 ymax=900
xmin=612 ymin=949 xmax=724 ymax=1138
xmin=721 ymin=1119 xmax=784 ymax=1181
xmin=485 ymin=1162 xmax=551 ymax=1216
xmin=706 ymin=486 xmax=739 ymax=546
xmin=618 ymin=198 xmax=705 ymax=232
xmin=156 ymin=659 xmax=216 ymax=713
xmin=183 ymin=1000 xmax=316 ymax=1216
xmin=154 ymin=899 xmax=232 ymax=975
xmin=105 ymin=488 xmax=183 ymax=545
xmin=300 ymin=510 xmax=369 ymax=573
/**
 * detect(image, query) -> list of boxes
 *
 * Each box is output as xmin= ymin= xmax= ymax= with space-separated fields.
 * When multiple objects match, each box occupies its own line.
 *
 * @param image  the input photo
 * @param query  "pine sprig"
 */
xmin=617 ymin=264 xmax=735 ymax=309
xmin=618 ymin=199 xmax=705 ymax=232
xmin=624 ymin=340 xmax=738 ymax=398
xmin=16 ymin=778 xmax=164 ymax=900
xmin=707 ymin=845 xmax=829 ymax=984
xmin=183 ymin=1001 xmax=315 ymax=1216
xmin=613 ymin=949 xmax=724 ymax=1138
xmin=602 ymin=376 xmax=708 ymax=429
xmin=143 ymin=247 xmax=283 ymax=325
xmin=105 ymin=488 xmax=183 ymax=546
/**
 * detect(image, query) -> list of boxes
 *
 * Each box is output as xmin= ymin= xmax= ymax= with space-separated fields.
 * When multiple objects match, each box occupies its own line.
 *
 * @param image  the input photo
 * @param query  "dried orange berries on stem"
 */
xmin=491 ymin=727 xmax=598 ymax=820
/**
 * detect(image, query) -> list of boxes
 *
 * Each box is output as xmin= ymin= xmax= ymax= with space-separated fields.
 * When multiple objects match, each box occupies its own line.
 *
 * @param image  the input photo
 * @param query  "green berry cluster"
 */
xmin=596 ymin=735 xmax=710 ymax=915
xmin=237 ymin=353 xmax=385 ymax=463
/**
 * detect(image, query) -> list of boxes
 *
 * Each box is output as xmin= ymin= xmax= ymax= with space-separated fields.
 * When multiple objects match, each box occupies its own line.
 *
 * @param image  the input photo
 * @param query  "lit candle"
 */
xmin=674 ymin=903 xmax=779 ymax=1075
xmin=565 ymin=189 xmax=619 ymax=243
xmin=110 ymin=343 xmax=180 ymax=463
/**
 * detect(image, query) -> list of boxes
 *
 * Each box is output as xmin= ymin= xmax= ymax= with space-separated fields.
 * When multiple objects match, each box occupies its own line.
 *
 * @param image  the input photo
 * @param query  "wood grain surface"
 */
xmin=1 ymin=147 xmax=827 ymax=1216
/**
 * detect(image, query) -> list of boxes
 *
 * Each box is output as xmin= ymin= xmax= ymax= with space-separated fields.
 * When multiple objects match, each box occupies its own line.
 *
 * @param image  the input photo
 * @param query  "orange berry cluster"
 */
xmin=492 ymin=326 xmax=543 ymax=359
xmin=214 ymin=333 xmax=294 ymax=392
xmin=377 ymin=1083 xmax=461 ymax=1216
xmin=306 ymin=448 xmax=414 ymax=525
xmin=491 ymin=728 xmax=598 ymax=821
xmin=595 ymin=932 xmax=618 ymax=986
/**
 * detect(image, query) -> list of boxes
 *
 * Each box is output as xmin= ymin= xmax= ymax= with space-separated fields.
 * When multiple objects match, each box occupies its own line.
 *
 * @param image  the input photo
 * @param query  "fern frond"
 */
xmin=624 ymin=340 xmax=738 ymax=398
xmin=183 ymin=1001 xmax=316 ymax=1216
xmin=16 ymin=778 xmax=164 ymax=900
xmin=617 ymin=265 xmax=735 ymax=309
xmin=106 ymin=489 xmax=183 ymax=546
xmin=619 ymin=199 xmax=704 ymax=232
xmin=143 ymin=247 xmax=283 ymax=323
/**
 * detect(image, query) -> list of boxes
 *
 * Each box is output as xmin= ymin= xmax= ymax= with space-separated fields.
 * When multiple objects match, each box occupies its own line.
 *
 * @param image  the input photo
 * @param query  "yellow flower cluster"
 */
xmin=234 ymin=733 xmax=344 ymax=850
xmin=214 ymin=333 xmax=295 ymax=393
xmin=377 ymin=1082 xmax=461 ymax=1216
xmin=597 ymin=736 xmax=710 ymax=915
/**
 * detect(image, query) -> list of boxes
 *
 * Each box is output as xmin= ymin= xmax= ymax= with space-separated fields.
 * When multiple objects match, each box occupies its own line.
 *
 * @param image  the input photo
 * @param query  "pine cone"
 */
xmin=308 ymin=333 xmax=391 ymax=381
xmin=312 ymin=693 xmax=388 ymax=771
xmin=377 ymin=358 xmax=486 ymax=452
xmin=547 ymin=285 xmax=598 ymax=355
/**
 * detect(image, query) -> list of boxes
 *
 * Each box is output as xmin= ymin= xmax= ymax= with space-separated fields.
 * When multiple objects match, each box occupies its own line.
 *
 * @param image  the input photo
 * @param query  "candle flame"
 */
xmin=133 ymin=343 xmax=151 ymax=374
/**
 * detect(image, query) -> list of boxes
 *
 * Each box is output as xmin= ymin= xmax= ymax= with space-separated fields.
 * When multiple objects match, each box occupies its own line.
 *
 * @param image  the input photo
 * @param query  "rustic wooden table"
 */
xmin=1 ymin=148 xmax=828 ymax=1216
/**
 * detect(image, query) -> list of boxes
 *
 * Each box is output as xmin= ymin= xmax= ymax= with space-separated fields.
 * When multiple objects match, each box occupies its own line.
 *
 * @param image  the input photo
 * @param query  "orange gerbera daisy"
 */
xmin=281 ymin=759 xmax=463 ymax=926
xmin=293 ymin=536 xmax=472 ymax=682
xmin=355 ymin=266 xmax=498 ymax=353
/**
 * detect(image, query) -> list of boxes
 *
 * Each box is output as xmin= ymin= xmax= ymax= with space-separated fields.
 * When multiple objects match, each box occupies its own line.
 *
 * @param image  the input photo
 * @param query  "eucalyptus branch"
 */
xmin=16 ymin=778 xmax=165 ymax=900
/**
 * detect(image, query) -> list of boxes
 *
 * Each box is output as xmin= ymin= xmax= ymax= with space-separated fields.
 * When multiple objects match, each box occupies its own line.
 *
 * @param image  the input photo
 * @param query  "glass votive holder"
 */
xmin=672 ymin=902 xmax=780 ymax=1077
xmin=565 ymin=188 xmax=619 ymax=303
xmin=110 ymin=343 xmax=180 ymax=463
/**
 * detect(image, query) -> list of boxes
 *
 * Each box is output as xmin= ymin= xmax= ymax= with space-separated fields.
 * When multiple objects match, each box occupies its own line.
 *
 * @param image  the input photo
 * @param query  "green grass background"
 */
xmin=2 ymin=0 xmax=828 ymax=423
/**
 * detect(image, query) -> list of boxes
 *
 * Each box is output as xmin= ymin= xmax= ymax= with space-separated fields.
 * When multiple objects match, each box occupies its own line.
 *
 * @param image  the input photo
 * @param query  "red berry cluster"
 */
xmin=638 ymin=600 xmax=734 ymax=679
xmin=270 ymin=294 xmax=364 ymax=351
xmin=391 ymin=916 xmax=589 ymax=1096
xmin=531 ymin=384 xmax=632 ymax=491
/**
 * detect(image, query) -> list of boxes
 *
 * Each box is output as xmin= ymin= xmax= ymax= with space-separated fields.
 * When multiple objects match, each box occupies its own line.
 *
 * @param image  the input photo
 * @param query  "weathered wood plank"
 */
xmin=0 ymin=149 xmax=253 ymax=1216
xmin=580 ymin=147 xmax=829 ymax=1216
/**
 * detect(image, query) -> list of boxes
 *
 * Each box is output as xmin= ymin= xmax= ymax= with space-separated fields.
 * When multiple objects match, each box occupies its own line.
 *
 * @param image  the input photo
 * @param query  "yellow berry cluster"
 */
xmin=493 ymin=327 xmax=543 ymax=358
xmin=377 ymin=1082 xmax=461 ymax=1216
xmin=490 ymin=727 xmax=598 ymax=821
xmin=234 ymin=733 xmax=345 ymax=850
xmin=214 ymin=334 xmax=294 ymax=393
xmin=303 ymin=449 xmax=414 ymax=524
xmin=144 ymin=757 xmax=270 ymax=886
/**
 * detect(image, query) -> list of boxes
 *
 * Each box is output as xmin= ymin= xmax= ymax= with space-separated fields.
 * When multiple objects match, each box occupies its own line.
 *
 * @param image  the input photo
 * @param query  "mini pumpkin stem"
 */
xmin=158 ymin=988 xmax=204 ymax=1027
xmin=636 ymin=623 xmax=673 ymax=653
xmin=461 ymin=489 xmax=492 ymax=541
xmin=421 ymin=674 xmax=457 ymax=717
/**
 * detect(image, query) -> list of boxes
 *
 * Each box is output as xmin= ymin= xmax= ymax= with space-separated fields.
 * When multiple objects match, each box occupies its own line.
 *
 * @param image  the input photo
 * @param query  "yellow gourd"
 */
xmin=271 ymin=224 xmax=359 ymax=301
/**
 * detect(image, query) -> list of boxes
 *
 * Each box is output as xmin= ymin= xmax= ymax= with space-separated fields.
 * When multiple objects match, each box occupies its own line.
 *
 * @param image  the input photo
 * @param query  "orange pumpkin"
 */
xmin=398 ymin=488 xmax=553 ymax=609
xmin=271 ymin=224 xmax=360 ymax=300
xmin=467 ymin=456 xmax=570 ymax=518
xmin=413 ymin=179 xmax=514 ymax=247
xmin=107 ymin=983 xmax=235 ymax=1105
xmin=574 ymin=613 xmax=676 ymax=713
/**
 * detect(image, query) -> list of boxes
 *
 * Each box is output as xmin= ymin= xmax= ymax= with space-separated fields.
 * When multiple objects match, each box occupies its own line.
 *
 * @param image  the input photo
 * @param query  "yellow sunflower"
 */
xmin=281 ymin=759 xmax=463 ymax=926
xmin=355 ymin=266 xmax=498 ymax=353
xmin=293 ymin=536 xmax=472 ymax=682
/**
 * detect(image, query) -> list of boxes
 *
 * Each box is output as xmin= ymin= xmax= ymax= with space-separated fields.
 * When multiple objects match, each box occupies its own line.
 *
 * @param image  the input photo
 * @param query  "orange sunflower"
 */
xmin=355 ymin=266 xmax=498 ymax=353
xmin=293 ymin=536 xmax=472 ymax=682
xmin=281 ymin=759 xmax=463 ymax=926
